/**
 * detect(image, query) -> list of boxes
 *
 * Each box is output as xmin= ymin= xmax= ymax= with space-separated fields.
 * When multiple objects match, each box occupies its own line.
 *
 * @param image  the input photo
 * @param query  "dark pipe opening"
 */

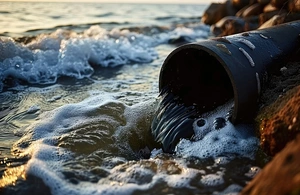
xmin=160 ymin=47 xmax=234 ymax=114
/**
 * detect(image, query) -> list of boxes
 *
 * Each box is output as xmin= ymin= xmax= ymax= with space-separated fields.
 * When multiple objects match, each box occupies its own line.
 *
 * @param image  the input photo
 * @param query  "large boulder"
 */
xmin=231 ymin=0 xmax=251 ymax=9
xmin=211 ymin=16 xmax=258 ymax=36
xmin=201 ymin=1 xmax=238 ymax=25
xmin=259 ymin=13 xmax=300 ymax=29
xmin=242 ymin=3 xmax=265 ymax=17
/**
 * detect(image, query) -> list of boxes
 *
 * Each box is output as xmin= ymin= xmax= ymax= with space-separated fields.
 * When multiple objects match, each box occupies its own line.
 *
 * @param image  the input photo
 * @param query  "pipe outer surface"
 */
xmin=159 ymin=21 xmax=300 ymax=123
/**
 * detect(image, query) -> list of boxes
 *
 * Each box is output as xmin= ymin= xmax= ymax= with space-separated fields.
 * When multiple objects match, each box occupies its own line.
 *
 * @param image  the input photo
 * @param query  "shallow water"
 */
xmin=0 ymin=2 xmax=266 ymax=194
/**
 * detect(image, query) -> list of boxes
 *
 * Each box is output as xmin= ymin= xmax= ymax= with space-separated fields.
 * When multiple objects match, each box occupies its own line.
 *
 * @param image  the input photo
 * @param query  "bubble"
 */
xmin=175 ymin=101 xmax=259 ymax=160
xmin=201 ymin=174 xmax=224 ymax=187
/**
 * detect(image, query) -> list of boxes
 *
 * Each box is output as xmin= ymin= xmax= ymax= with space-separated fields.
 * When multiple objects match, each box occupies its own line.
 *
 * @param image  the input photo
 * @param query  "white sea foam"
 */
xmin=213 ymin=184 xmax=243 ymax=195
xmin=0 ymin=25 xmax=209 ymax=92
xmin=12 ymin=93 xmax=259 ymax=194
xmin=201 ymin=173 xmax=225 ymax=187
xmin=176 ymin=101 xmax=259 ymax=160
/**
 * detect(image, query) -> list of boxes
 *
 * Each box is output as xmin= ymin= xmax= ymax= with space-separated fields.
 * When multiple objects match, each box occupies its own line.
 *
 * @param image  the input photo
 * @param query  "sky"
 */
xmin=2 ymin=0 xmax=216 ymax=4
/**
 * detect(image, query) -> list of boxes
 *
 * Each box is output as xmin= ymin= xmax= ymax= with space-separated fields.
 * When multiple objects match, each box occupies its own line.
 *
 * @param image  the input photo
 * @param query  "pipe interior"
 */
xmin=161 ymin=47 xmax=234 ymax=113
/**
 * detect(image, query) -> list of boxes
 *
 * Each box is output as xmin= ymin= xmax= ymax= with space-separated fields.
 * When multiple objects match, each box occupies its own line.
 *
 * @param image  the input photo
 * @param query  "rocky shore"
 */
xmin=202 ymin=0 xmax=300 ymax=36
xmin=201 ymin=0 xmax=300 ymax=193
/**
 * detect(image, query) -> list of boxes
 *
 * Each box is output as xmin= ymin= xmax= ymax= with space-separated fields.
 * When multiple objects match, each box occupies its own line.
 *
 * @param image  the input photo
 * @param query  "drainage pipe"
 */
xmin=159 ymin=21 xmax=300 ymax=124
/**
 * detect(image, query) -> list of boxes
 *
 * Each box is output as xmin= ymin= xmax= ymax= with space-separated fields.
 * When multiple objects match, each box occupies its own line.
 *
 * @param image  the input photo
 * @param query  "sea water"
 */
xmin=0 ymin=2 xmax=263 ymax=194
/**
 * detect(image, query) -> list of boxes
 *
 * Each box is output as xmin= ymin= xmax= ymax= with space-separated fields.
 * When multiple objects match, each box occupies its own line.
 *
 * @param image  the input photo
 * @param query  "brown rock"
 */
xmin=259 ymin=10 xmax=283 ymax=25
xmin=257 ymin=0 xmax=270 ymax=5
xmin=259 ymin=12 xmax=300 ymax=28
xmin=240 ymin=134 xmax=300 ymax=195
xmin=270 ymin=0 xmax=289 ymax=8
xmin=201 ymin=1 xmax=237 ymax=25
xmin=259 ymin=85 xmax=300 ymax=156
xmin=242 ymin=3 xmax=264 ymax=17
xmin=231 ymin=0 xmax=251 ymax=9
xmin=236 ymin=5 xmax=250 ymax=17
xmin=263 ymin=3 xmax=279 ymax=12
xmin=283 ymin=12 xmax=300 ymax=23
xmin=211 ymin=16 xmax=259 ymax=36
xmin=258 ymin=14 xmax=285 ymax=29
xmin=288 ymin=0 xmax=300 ymax=12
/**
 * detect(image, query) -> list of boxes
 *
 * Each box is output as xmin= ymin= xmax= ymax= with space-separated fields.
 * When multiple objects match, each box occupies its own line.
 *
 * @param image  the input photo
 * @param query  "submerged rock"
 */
xmin=240 ymin=134 xmax=300 ymax=195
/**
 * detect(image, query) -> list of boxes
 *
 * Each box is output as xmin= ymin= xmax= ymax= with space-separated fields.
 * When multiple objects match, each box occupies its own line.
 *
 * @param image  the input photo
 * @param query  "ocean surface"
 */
xmin=0 ymin=2 xmax=264 ymax=194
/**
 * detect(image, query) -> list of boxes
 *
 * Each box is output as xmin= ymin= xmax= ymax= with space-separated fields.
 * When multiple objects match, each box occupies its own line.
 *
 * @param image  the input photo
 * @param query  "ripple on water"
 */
xmin=0 ymin=92 xmax=261 ymax=194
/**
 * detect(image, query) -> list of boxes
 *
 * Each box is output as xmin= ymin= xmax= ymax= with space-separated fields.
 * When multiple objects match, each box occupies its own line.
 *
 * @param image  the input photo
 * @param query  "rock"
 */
xmin=283 ymin=12 xmax=300 ymax=23
xmin=259 ymin=13 xmax=300 ymax=29
xmin=258 ymin=85 xmax=300 ymax=156
xmin=211 ymin=16 xmax=258 ymax=36
xmin=258 ymin=14 xmax=285 ymax=29
xmin=201 ymin=1 xmax=237 ymax=25
xmin=242 ymin=3 xmax=265 ymax=17
xmin=240 ymin=134 xmax=300 ymax=195
xmin=231 ymin=0 xmax=251 ymax=9
xmin=259 ymin=10 xmax=283 ymax=25
xmin=263 ymin=3 xmax=279 ymax=12
xmin=288 ymin=0 xmax=300 ymax=12
xmin=257 ymin=0 xmax=271 ymax=5
xmin=270 ymin=0 xmax=289 ymax=8
xmin=236 ymin=5 xmax=249 ymax=17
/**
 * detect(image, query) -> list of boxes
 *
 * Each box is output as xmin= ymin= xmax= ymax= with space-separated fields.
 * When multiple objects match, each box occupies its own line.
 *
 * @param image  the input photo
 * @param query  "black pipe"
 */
xmin=159 ymin=21 xmax=300 ymax=124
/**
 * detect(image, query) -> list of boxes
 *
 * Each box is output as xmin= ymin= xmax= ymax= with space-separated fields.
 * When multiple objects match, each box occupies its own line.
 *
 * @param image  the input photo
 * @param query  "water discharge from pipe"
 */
xmin=151 ymin=21 xmax=300 ymax=153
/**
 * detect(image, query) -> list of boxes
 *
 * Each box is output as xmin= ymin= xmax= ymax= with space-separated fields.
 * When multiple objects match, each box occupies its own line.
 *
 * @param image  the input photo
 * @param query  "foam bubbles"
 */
xmin=0 ymin=26 xmax=158 ymax=90
xmin=9 ymin=92 xmax=260 ymax=194
xmin=12 ymin=93 xmax=158 ymax=194
xmin=201 ymin=173 xmax=225 ymax=187
xmin=176 ymin=101 xmax=259 ymax=160
xmin=0 ymin=24 xmax=209 ymax=92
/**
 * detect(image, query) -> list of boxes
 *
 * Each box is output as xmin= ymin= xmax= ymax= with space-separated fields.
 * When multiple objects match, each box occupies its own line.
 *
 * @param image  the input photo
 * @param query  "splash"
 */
xmin=0 ymin=24 xmax=209 ymax=92
xmin=3 ymin=92 xmax=261 ymax=194
xmin=151 ymin=88 xmax=259 ymax=159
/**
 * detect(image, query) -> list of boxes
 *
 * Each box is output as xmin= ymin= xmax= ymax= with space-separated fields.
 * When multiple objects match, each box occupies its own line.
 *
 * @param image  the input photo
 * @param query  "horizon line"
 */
xmin=0 ymin=0 xmax=212 ymax=4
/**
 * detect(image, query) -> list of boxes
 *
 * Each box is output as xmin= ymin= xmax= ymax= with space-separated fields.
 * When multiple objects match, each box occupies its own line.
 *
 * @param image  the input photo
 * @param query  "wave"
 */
xmin=0 ymin=24 xmax=209 ymax=92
